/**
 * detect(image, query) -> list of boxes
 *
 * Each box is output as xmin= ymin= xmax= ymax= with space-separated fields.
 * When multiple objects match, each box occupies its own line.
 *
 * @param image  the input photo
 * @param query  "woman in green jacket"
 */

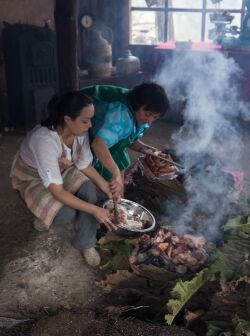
xmin=81 ymin=82 xmax=170 ymax=200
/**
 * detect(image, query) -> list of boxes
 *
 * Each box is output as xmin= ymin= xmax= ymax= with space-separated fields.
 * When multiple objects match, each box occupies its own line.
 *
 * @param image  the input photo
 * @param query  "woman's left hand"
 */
xmin=101 ymin=182 xmax=112 ymax=199
xmin=142 ymin=144 xmax=158 ymax=154
xmin=58 ymin=156 xmax=73 ymax=171
xmin=92 ymin=206 xmax=117 ymax=231
xmin=133 ymin=143 xmax=158 ymax=155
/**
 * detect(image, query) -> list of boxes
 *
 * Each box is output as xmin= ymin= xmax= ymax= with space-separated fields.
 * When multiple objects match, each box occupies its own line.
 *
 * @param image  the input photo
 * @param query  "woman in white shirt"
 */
xmin=11 ymin=91 xmax=116 ymax=267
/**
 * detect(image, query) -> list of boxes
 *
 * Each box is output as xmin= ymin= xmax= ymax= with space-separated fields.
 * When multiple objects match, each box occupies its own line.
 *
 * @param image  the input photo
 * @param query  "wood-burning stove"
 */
xmin=2 ymin=23 xmax=58 ymax=132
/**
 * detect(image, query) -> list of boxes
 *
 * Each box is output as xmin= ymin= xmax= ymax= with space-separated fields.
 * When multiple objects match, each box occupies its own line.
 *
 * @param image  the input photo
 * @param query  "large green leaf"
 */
xmin=165 ymin=237 xmax=250 ymax=326
xmin=223 ymin=216 xmax=250 ymax=238
xmin=233 ymin=317 xmax=250 ymax=335
xmin=223 ymin=216 xmax=242 ymax=231
xmin=100 ymin=239 xmax=136 ymax=271
xmin=208 ymin=238 xmax=250 ymax=282
xmin=206 ymin=321 xmax=232 ymax=336
xmin=207 ymin=250 xmax=236 ymax=283
xmin=165 ymin=268 xmax=211 ymax=325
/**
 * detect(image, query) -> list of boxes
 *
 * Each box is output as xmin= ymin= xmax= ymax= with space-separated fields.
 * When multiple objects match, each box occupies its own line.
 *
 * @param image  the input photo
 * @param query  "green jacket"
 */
xmin=80 ymin=85 xmax=141 ymax=180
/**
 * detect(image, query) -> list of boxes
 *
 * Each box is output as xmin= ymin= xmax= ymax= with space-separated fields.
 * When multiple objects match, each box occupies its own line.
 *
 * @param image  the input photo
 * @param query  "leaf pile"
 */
xmin=165 ymin=215 xmax=250 ymax=335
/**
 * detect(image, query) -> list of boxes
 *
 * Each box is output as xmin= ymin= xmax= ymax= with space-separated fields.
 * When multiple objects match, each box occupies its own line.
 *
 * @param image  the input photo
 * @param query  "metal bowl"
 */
xmin=138 ymin=156 xmax=178 ymax=181
xmin=103 ymin=198 xmax=155 ymax=236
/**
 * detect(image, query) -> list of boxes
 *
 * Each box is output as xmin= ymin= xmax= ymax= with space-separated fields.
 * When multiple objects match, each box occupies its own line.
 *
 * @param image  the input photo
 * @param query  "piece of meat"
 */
xmin=183 ymin=234 xmax=206 ymax=249
xmin=158 ymin=242 xmax=169 ymax=251
xmin=144 ymin=153 xmax=176 ymax=177
xmin=119 ymin=219 xmax=143 ymax=230
xmin=131 ymin=226 xmax=208 ymax=274
xmin=108 ymin=205 xmax=128 ymax=224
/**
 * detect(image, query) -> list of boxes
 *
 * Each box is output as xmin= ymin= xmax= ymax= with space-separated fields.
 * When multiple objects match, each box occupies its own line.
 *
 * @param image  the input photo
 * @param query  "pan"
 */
xmin=138 ymin=156 xmax=179 ymax=181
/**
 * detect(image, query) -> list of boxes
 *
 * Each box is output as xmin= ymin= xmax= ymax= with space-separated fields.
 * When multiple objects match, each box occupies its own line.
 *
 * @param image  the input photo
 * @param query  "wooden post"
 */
xmin=54 ymin=0 xmax=79 ymax=93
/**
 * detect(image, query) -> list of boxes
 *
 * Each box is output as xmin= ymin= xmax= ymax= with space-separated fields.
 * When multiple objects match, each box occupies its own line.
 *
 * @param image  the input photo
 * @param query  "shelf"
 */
xmin=78 ymin=71 xmax=144 ymax=89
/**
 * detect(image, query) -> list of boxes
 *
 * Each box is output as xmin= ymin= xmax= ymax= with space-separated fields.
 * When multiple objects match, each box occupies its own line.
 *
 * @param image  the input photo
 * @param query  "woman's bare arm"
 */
xmin=91 ymin=136 xmax=123 ymax=199
xmin=130 ymin=139 xmax=158 ymax=153
xmin=81 ymin=165 xmax=112 ymax=199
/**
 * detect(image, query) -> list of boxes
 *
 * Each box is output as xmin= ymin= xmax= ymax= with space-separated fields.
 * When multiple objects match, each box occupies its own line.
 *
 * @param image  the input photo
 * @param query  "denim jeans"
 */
xmin=53 ymin=180 xmax=98 ymax=250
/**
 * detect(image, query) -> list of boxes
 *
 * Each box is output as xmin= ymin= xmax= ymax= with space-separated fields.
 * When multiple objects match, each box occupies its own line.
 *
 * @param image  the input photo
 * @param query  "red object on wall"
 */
xmin=156 ymin=40 xmax=222 ymax=51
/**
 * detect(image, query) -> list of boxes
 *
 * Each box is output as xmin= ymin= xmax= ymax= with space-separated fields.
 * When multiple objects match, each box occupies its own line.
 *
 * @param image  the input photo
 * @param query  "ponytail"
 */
xmin=41 ymin=94 xmax=61 ymax=130
xmin=41 ymin=91 xmax=93 ymax=130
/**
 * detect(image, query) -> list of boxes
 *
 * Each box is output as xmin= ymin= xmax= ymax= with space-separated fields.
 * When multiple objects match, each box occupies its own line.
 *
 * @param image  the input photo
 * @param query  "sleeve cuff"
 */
xmin=75 ymin=159 xmax=93 ymax=171
xmin=44 ymin=178 xmax=63 ymax=188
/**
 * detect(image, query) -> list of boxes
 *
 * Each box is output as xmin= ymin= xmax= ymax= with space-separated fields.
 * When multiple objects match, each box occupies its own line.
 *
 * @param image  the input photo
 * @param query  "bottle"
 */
xmin=116 ymin=50 xmax=140 ymax=75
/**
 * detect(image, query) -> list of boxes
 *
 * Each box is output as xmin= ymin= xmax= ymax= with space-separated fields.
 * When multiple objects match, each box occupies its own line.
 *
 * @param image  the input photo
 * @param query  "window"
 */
xmin=130 ymin=0 xmax=244 ymax=45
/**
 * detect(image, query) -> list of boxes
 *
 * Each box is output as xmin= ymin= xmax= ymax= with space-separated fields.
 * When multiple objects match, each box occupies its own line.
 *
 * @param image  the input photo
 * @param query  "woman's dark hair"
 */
xmin=41 ymin=91 xmax=93 ymax=130
xmin=127 ymin=82 xmax=170 ymax=116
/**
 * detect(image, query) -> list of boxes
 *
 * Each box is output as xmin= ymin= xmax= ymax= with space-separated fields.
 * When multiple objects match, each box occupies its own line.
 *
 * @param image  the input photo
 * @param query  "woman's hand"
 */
xmin=129 ymin=140 xmax=158 ymax=155
xmin=92 ymin=206 xmax=117 ymax=231
xmin=101 ymin=181 xmax=112 ymax=199
xmin=141 ymin=144 xmax=158 ymax=154
xmin=109 ymin=172 xmax=123 ymax=201
xmin=58 ymin=156 xmax=73 ymax=171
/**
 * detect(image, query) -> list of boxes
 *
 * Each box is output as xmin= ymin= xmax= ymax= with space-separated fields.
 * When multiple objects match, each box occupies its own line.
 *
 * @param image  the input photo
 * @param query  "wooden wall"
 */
xmin=0 ymin=0 xmax=54 ymax=28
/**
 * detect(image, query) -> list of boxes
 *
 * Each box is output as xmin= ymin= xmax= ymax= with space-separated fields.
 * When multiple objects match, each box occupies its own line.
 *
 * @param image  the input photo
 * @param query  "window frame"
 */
xmin=130 ymin=0 xmax=245 ymax=44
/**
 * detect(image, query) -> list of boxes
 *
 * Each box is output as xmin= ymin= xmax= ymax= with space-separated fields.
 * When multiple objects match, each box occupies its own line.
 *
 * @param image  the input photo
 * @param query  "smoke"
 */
xmin=154 ymin=51 xmax=250 ymax=238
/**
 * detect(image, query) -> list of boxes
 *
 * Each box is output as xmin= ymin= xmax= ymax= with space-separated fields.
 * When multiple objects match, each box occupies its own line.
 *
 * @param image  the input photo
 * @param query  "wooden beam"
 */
xmin=54 ymin=0 xmax=79 ymax=93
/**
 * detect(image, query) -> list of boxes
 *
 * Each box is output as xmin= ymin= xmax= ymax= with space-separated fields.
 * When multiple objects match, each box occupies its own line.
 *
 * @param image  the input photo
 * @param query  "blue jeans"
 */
xmin=53 ymin=180 xmax=98 ymax=250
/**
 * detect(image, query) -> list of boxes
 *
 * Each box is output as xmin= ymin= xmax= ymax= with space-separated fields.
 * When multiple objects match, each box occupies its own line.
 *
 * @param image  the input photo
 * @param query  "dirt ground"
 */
xmin=0 ymin=311 xmax=197 ymax=336
xmin=0 ymin=121 xmax=249 ymax=335
xmin=0 ymin=132 xmax=100 ymax=318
